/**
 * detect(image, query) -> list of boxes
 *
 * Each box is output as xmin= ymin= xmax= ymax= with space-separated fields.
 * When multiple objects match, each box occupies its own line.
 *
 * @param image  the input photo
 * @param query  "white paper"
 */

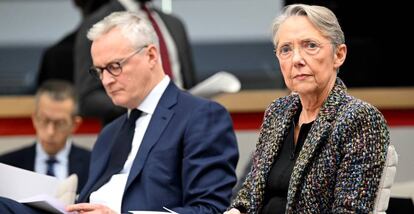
xmin=0 ymin=163 xmax=76 ymax=214
xmin=128 ymin=206 xmax=178 ymax=214
xmin=0 ymin=163 xmax=59 ymax=200
xmin=18 ymin=194 xmax=71 ymax=214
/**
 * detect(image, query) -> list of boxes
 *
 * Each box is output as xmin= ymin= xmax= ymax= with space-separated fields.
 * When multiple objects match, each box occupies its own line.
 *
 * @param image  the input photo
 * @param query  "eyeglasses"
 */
xmin=275 ymin=40 xmax=333 ymax=60
xmin=89 ymin=45 xmax=148 ymax=80
xmin=34 ymin=115 xmax=73 ymax=131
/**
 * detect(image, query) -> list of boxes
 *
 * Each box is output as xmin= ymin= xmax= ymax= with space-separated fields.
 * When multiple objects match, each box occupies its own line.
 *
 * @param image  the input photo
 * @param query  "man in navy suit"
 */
xmin=66 ymin=11 xmax=239 ymax=214
xmin=75 ymin=0 xmax=198 ymax=124
xmin=0 ymin=80 xmax=90 ymax=194
xmin=0 ymin=11 xmax=237 ymax=214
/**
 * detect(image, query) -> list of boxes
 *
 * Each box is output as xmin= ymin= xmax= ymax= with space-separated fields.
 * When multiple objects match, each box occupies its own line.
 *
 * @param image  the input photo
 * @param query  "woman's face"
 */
xmin=275 ymin=16 xmax=346 ymax=97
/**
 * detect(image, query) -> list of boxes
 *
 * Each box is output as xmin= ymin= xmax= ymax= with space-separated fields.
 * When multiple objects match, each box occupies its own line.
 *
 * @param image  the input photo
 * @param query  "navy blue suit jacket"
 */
xmin=0 ymin=143 xmax=90 ymax=193
xmin=77 ymin=83 xmax=239 ymax=213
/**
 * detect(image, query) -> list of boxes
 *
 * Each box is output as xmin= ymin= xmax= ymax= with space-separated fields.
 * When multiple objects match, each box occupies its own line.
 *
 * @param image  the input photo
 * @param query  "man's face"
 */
xmin=90 ymin=27 xmax=154 ymax=109
xmin=32 ymin=94 xmax=80 ymax=156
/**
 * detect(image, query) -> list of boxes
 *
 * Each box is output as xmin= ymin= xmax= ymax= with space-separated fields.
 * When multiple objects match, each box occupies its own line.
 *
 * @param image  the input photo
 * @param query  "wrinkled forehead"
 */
xmin=275 ymin=16 xmax=327 ymax=46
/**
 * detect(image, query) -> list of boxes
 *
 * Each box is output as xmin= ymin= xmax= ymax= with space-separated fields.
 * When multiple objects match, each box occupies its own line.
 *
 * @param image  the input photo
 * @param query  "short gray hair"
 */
xmin=272 ymin=4 xmax=345 ymax=48
xmin=87 ymin=11 xmax=159 ymax=50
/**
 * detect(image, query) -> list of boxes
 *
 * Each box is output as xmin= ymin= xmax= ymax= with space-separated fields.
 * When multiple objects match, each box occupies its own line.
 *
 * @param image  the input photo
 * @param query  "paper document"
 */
xmin=18 ymin=194 xmax=69 ymax=214
xmin=0 ymin=163 xmax=77 ymax=214
xmin=128 ymin=206 xmax=178 ymax=214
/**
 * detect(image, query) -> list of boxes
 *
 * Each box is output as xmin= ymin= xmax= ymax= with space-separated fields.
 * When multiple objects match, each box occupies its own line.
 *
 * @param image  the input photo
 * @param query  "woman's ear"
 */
xmin=334 ymin=44 xmax=347 ymax=69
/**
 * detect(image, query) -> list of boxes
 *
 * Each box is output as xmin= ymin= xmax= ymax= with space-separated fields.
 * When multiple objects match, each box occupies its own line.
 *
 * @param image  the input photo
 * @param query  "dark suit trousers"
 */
xmin=0 ymin=196 xmax=48 ymax=214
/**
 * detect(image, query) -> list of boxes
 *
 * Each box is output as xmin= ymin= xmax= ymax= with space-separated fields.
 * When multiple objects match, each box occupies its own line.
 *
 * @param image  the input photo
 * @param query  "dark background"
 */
xmin=285 ymin=0 xmax=411 ymax=87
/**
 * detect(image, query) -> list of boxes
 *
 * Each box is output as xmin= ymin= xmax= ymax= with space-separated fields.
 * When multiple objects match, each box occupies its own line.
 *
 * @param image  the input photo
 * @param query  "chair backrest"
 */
xmin=373 ymin=145 xmax=398 ymax=214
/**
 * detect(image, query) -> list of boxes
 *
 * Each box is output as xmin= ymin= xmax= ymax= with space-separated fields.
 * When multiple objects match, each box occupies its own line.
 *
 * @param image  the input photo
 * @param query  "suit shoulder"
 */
xmin=0 ymin=144 xmax=34 ymax=163
xmin=339 ymin=95 xmax=385 ymax=121
xmin=265 ymin=94 xmax=297 ymax=114
xmin=333 ymin=95 xmax=389 ymax=142
xmin=155 ymin=9 xmax=183 ymax=25
xmin=71 ymin=144 xmax=91 ymax=154
xmin=179 ymin=90 xmax=227 ymax=111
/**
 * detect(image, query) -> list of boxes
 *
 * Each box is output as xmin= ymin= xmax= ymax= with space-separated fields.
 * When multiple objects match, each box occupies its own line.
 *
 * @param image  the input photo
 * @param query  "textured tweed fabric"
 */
xmin=231 ymin=78 xmax=390 ymax=213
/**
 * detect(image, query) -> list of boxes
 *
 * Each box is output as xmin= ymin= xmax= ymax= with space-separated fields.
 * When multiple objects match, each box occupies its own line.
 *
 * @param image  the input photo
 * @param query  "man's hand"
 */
xmin=66 ymin=203 xmax=118 ymax=214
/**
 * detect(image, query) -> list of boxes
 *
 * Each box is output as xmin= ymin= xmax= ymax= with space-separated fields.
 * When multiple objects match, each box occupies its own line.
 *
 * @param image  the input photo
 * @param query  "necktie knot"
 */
xmin=128 ymin=109 xmax=142 ymax=125
xmin=46 ymin=156 xmax=57 ymax=164
xmin=46 ymin=156 xmax=58 ymax=176
xmin=89 ymin=109 xmax=141 ymax=195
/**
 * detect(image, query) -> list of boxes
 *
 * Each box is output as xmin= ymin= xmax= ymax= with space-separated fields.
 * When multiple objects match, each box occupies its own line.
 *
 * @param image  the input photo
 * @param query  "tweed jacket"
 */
xmin=231 ymin=78 xmax=390 ymax=213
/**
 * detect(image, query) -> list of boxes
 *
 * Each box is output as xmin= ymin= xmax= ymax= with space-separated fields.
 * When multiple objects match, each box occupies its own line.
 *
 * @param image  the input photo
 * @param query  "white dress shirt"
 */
xmin=90 ymin=76 xmax=171 ymax=212
xmin=34 ymin=139 xmax=71 ymax=180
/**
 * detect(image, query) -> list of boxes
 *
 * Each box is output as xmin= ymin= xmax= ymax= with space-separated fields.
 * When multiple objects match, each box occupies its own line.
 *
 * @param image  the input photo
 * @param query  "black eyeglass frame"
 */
xmin=89 ymin=45 xmax=148 ymax=80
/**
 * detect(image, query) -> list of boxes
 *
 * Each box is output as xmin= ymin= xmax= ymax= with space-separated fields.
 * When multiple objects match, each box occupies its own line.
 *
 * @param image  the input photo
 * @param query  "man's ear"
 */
xmin=31 ymin=112 xmax=37 ymax=128
xmin=146 ymin=45 xmax=159 ymax=68
xmin=71 ymin=116 xmax=82 ymax=133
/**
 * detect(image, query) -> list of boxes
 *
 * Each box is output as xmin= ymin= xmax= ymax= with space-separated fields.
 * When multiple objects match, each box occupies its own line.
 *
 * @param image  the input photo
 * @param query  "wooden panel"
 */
xmin=1 ymin=87 xmax=414 ymax=117
xmin=0 ymin=96 xmax=34 ymax=117
xmin=214 ymin=87 xmax=414 ymax=112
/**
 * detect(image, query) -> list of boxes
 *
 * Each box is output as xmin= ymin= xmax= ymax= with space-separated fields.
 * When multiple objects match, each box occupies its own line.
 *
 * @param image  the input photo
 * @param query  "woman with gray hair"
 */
xmin=226 ymin=4 xmax=389 ymax=214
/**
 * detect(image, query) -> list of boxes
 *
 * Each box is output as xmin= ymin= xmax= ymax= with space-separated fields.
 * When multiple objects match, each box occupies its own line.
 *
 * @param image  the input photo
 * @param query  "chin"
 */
xmin=112 ymin=100 xmax=126 ymax=108
xmin=112 ymin=98 xmax=129 ymax=108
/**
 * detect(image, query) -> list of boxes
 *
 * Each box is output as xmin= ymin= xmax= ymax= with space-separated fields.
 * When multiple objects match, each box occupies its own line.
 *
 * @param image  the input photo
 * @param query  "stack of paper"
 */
xmin=0 ymin=163 xmax=77 ymax=214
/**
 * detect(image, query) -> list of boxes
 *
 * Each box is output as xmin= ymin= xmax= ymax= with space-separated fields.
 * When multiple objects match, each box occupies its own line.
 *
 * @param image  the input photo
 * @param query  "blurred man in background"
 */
xmin=37 ymin=0 xmax=109 ymax=85
xmin=0 ymin=80 xmax=90 ymax=193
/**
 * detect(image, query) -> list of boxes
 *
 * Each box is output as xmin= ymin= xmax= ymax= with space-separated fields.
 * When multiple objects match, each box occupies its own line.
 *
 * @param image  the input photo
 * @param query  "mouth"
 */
xmin=293 ymin=74 xmax=312 ymax=80
xmin=109 ymin=89 xmax=122 ymax=95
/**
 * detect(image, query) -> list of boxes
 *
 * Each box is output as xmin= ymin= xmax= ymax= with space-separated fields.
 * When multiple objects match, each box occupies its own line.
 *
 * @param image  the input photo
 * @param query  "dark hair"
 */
xmin=35 ymin=79 xmax=79 ymax=115
xmin=74 ymin=0 xmax=110 ymax=16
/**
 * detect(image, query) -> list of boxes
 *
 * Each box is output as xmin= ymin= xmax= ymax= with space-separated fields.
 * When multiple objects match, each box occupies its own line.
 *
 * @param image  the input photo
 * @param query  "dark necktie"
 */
xmin=141 ymin=3 xmax=173 ymax=78
xmin=46 ymin=156 xmax=57 ymax=176
xmin=87 ymin=109 xmax=142 ymax=198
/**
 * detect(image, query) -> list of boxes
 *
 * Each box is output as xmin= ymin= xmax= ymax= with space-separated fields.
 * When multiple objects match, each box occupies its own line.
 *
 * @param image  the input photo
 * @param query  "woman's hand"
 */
xmin=224 ymin=208 xmax=242 ymax=214
xmin=66 ymin=203 xmax=117 ymax=214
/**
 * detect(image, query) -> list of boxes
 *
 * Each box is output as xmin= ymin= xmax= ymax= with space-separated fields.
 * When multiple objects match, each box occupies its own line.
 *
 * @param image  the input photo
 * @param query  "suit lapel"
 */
xmin=251 ymin=95 xmax=300 ymax=208
xmin=68 ymin=145 xmax=82 ymax=175
xmin=27 ymin=144 xmax=37 ymax=171
xmin=287 ymin=78 xmax=347 ymax=207
xmin=287 ymin=119 xmax=333 ymax=206
xmin=78 ymin=117 xmax=126 ymax=202
xmin=125 ymin=82 xmax=177 ymax=190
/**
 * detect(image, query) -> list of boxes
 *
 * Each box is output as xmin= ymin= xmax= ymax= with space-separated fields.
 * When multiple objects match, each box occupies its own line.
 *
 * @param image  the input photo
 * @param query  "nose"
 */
xmin=291 ymin=46 xmax=305 ymax=64
xmin=45 ymin=123 xmax=56 ymax=136
xmin=101 ymin=70 xmax=115 ymax=86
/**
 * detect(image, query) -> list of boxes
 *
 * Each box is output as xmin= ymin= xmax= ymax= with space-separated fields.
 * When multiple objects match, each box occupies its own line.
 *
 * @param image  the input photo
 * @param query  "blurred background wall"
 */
xmin=0 ymin=0 xmax=283 ymax=95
